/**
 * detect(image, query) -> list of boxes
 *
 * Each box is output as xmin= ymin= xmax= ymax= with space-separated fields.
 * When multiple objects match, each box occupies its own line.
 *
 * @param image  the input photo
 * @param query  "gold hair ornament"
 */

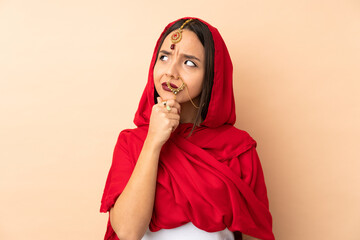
xmin=170 ymin=19 xmax=193 ymax=49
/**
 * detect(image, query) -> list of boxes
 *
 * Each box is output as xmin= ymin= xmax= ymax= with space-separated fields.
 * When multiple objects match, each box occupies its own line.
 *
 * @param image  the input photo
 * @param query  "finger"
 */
xmin=173 ymin=119 xmax=180 ymax=130
xmin=170 ymin=107 xmax=180 ymax=115
xmin=167 ymin=112 xmax=181 ymax=121
xmin=170 ymin=119 xmax=180 ymax=132
xmin=165 ymin=99 xmax=181 ymax=114
xmin=157 ymin=96 xmax=163 ymax=105
xmin=162 ymin=106 xmax=180 ymax=115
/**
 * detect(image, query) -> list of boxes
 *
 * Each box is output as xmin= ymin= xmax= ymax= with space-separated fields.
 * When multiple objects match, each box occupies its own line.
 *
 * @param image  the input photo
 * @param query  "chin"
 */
xmin=163 ymin=94 xmax=179 ymax=101
xmin=158 ymin=90 xmax=178 ymax=100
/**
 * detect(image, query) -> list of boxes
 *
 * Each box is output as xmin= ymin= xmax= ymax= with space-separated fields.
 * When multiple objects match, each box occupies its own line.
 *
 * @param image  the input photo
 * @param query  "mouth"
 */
xmin=161 ymin=82 xmax=178 ymax=92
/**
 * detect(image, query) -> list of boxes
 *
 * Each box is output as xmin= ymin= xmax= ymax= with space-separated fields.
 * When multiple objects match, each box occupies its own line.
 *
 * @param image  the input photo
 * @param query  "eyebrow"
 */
xmin=159 ymin=50 xmax=201 ymax=62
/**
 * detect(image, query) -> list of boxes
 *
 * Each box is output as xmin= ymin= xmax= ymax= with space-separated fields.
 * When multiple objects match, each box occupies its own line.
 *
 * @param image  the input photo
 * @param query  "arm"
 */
xmin=242 ymin=233 xmax=261 ymax=240
xmin=109 ymin=97 xmax=181 ymax=240
xmin=109 ymin=136 xmax=162 ymax=240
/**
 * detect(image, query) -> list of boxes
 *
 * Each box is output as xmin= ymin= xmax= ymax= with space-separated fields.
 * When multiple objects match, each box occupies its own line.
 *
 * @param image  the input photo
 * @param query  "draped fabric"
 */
xmin=100 ymin=17 xmax=275 ymax=240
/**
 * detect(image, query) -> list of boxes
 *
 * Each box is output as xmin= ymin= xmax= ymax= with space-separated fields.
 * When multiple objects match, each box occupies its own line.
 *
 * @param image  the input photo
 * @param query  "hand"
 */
xmin=147 ymin=96 xmax=181 ymax=147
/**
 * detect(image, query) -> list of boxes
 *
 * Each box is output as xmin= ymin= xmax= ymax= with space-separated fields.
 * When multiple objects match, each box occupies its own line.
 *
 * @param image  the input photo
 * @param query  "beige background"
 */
xmin=1 ymin=0 xmax=359 ymax=239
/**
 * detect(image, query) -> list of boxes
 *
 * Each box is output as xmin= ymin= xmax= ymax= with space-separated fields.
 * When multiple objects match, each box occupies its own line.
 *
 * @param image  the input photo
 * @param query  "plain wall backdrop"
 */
xmin=0 ymin=0 xmax=359 ymax=239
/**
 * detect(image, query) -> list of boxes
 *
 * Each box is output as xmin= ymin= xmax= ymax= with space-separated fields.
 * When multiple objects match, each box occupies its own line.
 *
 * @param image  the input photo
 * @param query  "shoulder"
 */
xmin=116 ymin=126 xmax=148 ymax=144
xmin=217 ymin=124 xmax=257 ymax=147
xmin=198 ymin=125 xmax=257 ymax=159
xmin=113 ymin=126 xmax=148 ymax=159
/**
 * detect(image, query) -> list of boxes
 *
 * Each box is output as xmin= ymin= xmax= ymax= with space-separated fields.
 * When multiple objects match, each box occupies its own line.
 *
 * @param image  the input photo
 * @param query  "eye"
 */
xmin=185 ymin=60 xmax=196 ymax=67
xmin=159 ymin=55 xmax=168 ymax=61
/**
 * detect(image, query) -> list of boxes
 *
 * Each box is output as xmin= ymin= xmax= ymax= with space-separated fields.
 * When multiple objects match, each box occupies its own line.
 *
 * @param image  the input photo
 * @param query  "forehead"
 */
xmin=161 ymin=29 xmax=205 ymax=59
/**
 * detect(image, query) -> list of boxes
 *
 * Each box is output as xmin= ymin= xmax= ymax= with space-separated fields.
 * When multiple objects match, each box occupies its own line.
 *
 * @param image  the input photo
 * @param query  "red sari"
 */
xmin=100 ymin=17 xmax=275 ymax=240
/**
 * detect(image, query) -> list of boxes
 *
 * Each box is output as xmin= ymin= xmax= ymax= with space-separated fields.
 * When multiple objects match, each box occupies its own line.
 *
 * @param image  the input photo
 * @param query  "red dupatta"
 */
xmin=100 ymin=17 xmax=275 ymax=240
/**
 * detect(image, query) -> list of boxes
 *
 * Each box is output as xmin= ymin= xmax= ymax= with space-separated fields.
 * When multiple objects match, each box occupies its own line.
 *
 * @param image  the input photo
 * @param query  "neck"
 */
xmin=180 ymin=96 xmax=202 ymax=125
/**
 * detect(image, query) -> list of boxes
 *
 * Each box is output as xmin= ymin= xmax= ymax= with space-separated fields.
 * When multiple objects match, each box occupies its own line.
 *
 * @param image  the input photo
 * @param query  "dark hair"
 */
xmin=153 ymin=19 xmax=215 ymax=137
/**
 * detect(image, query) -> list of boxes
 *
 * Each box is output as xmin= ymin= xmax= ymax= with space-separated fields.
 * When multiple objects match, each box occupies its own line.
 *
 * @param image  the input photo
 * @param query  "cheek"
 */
xmin=194 ymin=81 xmax=203 ymax=95
xmin=153 ymin=65 xmax=162 ymax=83
xmin=186 ymin=74 xmax=204 ymax=96
xmin=153 ymin=65 xmax=158 ymax=80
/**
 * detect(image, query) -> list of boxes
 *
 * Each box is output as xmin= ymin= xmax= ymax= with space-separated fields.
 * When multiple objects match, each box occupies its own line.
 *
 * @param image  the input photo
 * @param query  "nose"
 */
xmin=165 ymin=59 xmax=180 ymax=80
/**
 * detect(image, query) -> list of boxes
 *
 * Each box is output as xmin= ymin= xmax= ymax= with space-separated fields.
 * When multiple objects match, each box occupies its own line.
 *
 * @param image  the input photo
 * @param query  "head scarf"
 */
xmin=100 ymin=17 xmax=275 ymax=240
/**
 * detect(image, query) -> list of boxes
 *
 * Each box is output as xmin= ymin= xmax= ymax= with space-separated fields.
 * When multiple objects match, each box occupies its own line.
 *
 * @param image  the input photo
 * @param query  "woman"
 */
xmin=100 ymin=17 xmax=275 ymax=240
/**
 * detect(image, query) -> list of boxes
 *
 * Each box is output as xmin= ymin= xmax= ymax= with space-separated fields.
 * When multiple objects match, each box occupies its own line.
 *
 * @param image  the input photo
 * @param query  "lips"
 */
xmin=161 ymin=82 xmax=178 ymax=92
xmin=162 ymin=82 xmax=178 ymax=88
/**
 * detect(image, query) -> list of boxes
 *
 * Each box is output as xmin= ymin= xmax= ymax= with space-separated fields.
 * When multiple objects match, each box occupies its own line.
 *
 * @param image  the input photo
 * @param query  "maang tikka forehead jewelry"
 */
xmin=170 ymin=19 xmax=193 ymax=50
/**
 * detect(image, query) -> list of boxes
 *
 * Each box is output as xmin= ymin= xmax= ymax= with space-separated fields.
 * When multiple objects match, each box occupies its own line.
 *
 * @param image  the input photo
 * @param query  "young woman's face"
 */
xmin=153 ymin=29 xmax=205 ymax=103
